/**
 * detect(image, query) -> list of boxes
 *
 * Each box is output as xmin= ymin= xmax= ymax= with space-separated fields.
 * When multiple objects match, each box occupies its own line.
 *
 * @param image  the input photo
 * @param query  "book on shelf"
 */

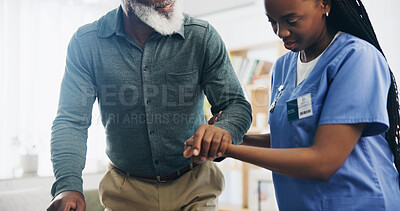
xmin=237 ymin=57 xmax=249 ymax=81
xmin=230 ymin=55 xmax=273 ymax=86
xmin=242 ymin=59 xmax=259 ymax=85
xmin=231 ymin=55 xmax=244 ymax=76
xmin=251 ymin=61 xmax=273 ymax=86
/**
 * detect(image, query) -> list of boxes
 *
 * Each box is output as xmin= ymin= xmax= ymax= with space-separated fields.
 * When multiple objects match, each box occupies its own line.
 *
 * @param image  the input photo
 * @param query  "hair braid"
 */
xmin=328 ymin=0 xmax=400 ymax=178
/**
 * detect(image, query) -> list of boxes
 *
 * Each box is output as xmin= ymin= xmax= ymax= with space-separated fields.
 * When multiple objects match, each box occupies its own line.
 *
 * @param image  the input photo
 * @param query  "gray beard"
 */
xmin=127 ymin=0 xmax=184 ymax=36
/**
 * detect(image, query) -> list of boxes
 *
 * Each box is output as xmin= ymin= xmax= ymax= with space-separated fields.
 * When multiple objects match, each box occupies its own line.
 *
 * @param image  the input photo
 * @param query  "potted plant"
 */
xmin=11 ymin=135 xmax=40 ymax=175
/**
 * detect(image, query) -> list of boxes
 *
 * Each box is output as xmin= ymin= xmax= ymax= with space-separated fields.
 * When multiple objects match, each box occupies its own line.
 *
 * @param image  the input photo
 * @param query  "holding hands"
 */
xmin=183 ymin=111 xmax=231 ymax=162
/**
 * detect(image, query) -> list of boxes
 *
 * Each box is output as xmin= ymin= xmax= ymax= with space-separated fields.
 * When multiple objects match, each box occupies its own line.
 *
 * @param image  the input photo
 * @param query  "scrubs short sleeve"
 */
xmin=318 ymin=44 xmax=390 ymax=136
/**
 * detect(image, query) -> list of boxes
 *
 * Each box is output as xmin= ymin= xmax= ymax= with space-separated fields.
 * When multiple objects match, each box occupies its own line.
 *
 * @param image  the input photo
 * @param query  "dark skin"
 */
xmin=185 ymin=0 xmax=366 ymax=180
xmin=48 ymin=0 xmax=233 ymax=210
xmin=47 ymin=191 xmax=85 ymax=211
xmin=266 ymin=0 xmax=337 ymax=62
xmin=122 ymin=0 xmax=233 ymax=162
xmin=184 ymin=111 xmax=231 ymax=163
xmin=120 ymin=0 xmax=154 ymax=49
xmin=47 ymin=1 xmax=158 ymax=210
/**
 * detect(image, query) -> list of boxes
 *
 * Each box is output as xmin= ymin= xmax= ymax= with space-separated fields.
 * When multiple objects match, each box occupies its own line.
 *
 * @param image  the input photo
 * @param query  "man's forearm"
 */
xmin=51 ymin=113 xmax=90 ymax=196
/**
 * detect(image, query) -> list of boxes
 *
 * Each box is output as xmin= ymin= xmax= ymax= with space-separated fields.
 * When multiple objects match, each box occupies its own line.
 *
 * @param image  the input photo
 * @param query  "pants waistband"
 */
xmin=110 ymin=162 xmax=199 ymax=183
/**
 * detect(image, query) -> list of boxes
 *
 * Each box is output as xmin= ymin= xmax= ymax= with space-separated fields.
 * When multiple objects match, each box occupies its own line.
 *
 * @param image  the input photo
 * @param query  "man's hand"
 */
xmin=47 ymin=190 xmax=86 ymax=211
xmin=183 ymin=124 xmax=231 ymax=161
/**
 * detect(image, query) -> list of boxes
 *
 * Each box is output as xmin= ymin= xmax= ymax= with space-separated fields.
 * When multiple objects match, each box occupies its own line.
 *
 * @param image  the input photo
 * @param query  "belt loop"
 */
xmin=157 ymin=176 xmax=166 ymax=183
xmin=190 ymin=163 xmax=193 ymax=170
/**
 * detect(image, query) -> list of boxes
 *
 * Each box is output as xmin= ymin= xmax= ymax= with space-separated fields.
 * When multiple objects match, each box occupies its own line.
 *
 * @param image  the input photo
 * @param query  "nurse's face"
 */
xmin=264 ymin=0 xmax=330 ymax=53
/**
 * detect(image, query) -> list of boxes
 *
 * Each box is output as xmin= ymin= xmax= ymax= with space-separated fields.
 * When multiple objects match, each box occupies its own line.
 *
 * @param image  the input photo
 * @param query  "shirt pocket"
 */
xmin=165 ymin=69 xmax=199 ymax=111
xmin=289 ymin=103 xmax=322 ymax=147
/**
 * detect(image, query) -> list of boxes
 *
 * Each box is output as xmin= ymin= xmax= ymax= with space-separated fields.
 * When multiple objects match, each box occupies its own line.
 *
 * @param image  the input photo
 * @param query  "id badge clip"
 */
xmin=269 ymin=85 xmax=285 ymax=113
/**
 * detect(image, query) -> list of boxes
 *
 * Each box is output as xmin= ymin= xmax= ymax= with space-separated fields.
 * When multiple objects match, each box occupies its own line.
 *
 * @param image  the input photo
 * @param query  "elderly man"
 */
xmin=47 ymin=0 xmax=251 ymax=210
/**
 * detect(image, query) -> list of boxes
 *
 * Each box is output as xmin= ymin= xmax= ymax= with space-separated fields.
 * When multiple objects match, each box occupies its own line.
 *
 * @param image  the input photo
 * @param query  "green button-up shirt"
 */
xmin=51 ymin=6 xmax=252 ymax=196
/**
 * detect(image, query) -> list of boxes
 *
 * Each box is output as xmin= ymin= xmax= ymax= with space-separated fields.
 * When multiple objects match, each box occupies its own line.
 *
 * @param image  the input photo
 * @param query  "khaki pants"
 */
xmin=98 ymin=161 xmax=224 ymax=211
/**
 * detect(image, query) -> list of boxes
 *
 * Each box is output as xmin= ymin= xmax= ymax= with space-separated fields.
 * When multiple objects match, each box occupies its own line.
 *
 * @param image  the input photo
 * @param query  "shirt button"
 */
xmin=146 ymin=99 xmax=151 ymax=105
xmin=150 ymin=130 xmax=154 ymax=135
xmin=154 ymin=160 xmax=159 ymax=165
xmin=143 ymin=66 xmax=148 ymax=71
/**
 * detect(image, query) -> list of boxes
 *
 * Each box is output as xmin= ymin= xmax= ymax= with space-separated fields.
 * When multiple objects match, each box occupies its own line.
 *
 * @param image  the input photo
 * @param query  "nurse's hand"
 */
xmin=207 ymin=111 xmax=222 ymax=125
xmin=184 ymin=136 xmax=205 ymax=163
xmin=183 ymin=124 xmax=231 ymax=161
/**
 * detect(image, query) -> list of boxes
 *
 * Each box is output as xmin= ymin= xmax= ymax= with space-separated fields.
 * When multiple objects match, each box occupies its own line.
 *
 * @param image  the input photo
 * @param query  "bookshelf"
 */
xmin=229 ymin=40 xmax=287 ymax=132
xmin=216 ymin=41 xmax=286 ymax=211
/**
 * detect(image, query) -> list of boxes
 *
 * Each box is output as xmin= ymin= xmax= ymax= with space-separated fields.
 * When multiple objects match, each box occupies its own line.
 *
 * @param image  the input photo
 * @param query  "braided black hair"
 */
xmin=327 ymin=0 xmax=400 ymax=179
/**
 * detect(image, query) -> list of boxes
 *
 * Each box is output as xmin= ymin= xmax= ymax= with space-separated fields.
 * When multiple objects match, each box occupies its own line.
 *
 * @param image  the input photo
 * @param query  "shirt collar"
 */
xmin=175 ymin=21 xmax=185 ymax=39
xmin=98 ymin=6 xmax=185 ymax=39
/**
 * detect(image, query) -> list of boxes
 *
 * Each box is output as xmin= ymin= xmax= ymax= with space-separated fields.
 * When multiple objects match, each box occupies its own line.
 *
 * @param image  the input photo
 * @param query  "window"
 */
xmin=0 ymin=0 xmax=119 ymax=179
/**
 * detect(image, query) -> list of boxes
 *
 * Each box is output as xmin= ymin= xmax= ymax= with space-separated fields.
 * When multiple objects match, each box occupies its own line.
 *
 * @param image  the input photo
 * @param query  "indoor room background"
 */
xmin=0 ymin=0 xmax=399 ymax=210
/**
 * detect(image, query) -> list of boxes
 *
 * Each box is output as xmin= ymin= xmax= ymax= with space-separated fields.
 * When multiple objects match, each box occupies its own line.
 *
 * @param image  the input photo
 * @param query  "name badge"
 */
xmin=287 ymin=93 xmax=313 ymax=122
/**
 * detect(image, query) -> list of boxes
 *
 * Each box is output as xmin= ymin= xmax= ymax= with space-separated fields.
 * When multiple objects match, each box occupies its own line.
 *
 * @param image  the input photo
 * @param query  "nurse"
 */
xmin=184 ymin=0 xmax=400 ymax=210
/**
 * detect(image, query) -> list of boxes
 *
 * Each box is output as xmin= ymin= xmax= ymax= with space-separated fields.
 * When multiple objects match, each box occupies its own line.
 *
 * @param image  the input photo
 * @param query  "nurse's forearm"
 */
xmin=241 ymin=133 xmax=270 ymax=148
xmin=225 ymin=145 xmax=329 ymax=180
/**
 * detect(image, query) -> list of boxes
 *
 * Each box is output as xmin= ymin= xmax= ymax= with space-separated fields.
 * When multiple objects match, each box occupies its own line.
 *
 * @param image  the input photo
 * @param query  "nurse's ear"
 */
xmin=322 ymin=0 xmax=331 ymax=17
xmin=316 ymin=0 xmax=331 ymax=17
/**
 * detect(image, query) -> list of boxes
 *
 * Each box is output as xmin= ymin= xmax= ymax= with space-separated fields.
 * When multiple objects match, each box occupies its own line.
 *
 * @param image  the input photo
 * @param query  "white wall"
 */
xmin=191 ymin=0 xmax=400 ymax=79
xmin=192 ymin=1 xmax=276 ymax=49
xmin=363 ymin=0 xmax=400 ymax=83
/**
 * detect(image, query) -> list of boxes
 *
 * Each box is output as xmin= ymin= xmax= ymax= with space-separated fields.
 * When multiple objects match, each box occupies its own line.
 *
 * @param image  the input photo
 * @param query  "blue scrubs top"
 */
xmin=268 ymin=33 xmax=400 ymax=210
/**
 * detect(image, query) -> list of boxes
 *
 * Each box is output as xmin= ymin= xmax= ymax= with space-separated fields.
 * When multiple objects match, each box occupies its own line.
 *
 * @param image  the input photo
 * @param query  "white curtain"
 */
xmin=0 ymin=0 xmax=119 ymax=179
